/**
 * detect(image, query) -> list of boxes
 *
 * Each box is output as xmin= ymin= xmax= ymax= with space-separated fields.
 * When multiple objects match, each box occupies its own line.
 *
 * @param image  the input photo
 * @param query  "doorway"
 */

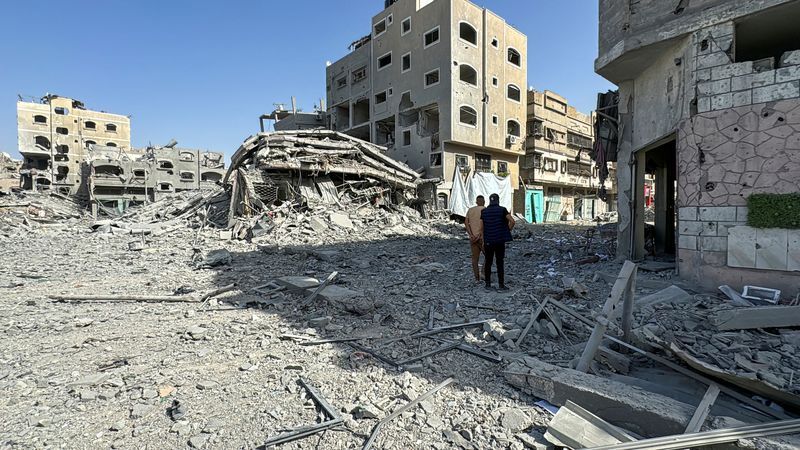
xmin=524 ymin=189 xmax=544 ymax=223
xmin=634 ymin=134 xmax=677 ymax=257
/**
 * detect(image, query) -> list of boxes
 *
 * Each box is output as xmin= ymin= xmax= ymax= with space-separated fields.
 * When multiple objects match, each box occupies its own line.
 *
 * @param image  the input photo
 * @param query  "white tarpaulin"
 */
xmin=449 ymin=170 xmax=513 ymax=216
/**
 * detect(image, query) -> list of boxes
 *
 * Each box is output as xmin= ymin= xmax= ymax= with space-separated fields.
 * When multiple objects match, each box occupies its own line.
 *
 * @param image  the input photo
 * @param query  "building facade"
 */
xmin=596 ymin=0 xmax=800 ymax=293
xmin=518 ymin=89 xmax=615 ymax=222
xmin=17 ymin=95 xmax=131 ymax=195
xmin=326 ymin=0 xmax=527 ymax=208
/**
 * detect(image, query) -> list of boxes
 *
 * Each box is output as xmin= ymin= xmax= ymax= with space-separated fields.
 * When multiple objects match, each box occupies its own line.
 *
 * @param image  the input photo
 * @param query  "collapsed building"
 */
xmin=0 ymin=152 xmax=21 ymax=193
xmin=219 ymin=130 xmax=436 ymax=238
xmin=595 ymin=0 xmax=800 ymax=292
xmin=88 ymin=142 xmax=225 ymax=216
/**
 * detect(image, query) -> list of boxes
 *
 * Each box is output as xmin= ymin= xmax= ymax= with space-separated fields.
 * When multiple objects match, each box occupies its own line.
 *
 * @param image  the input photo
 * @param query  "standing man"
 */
xmin=464 ymin=195 xmax=485 ymax=282
xmin=481 ymin=193 xmax=515 ymax=291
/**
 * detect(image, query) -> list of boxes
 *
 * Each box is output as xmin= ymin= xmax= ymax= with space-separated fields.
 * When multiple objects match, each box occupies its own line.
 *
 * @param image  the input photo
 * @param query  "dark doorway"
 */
xmin=635 ymin=135 xmax=677 ymax=257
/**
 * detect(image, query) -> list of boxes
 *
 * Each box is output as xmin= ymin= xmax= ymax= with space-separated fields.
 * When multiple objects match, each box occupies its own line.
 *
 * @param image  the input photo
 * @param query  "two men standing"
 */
xmin=465 ymin=193 xmax=515 ymax=291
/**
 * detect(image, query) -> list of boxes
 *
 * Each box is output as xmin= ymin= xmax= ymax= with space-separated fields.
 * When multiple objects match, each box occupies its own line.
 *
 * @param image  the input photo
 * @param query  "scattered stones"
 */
xmin=130 ymin=404 xmax=154 ymax=419
xmin=501 ymin=408 xmax=532 ymax=433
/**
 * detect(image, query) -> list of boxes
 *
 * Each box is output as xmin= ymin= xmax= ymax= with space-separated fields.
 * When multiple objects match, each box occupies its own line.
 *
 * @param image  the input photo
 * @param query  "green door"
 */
xmin=524 ymin=190 xmax=544 ymax=223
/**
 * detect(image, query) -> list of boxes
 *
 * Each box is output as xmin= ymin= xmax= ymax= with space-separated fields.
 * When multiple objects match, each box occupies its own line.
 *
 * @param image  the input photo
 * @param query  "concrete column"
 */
xmin=615 ymin=81 xmax=635 ymax=260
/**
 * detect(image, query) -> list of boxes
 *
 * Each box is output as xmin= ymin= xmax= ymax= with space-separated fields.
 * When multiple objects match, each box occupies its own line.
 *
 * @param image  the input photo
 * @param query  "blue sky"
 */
xmin=0 ymin=1 xmax=615 ymax=159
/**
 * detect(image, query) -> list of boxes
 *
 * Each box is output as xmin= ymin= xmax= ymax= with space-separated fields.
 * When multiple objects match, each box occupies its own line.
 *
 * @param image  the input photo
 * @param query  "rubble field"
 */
xmin=2 ymin=190 xmax=800 ymax=450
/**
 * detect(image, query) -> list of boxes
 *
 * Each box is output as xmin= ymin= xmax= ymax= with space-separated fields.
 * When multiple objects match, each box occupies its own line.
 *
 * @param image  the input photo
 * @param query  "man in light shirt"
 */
xmin=464 ymin=195 xmax=485 ymax=282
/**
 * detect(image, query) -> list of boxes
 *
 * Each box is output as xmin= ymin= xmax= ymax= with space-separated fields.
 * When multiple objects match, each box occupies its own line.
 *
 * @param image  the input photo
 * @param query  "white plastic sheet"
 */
xmin=449 ymin=170 xmax=513 ymax=216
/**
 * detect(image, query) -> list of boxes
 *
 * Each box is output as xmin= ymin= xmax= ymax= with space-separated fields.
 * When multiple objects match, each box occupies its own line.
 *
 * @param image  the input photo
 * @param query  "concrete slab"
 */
xmin=329 ymin=212 xmax=354 ymax=229
xmin=755 ymin=228 xmax=788 ymax=270
xmin=727 ymin=226 xmax=756 ymax=268
xmin=306 ymin=285 xmax=364 ymax=302
xmin=274 ymin=276 xmax=320 ymax=294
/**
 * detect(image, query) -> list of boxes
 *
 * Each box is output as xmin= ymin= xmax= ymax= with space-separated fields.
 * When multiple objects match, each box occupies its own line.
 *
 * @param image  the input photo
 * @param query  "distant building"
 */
xmin=0 ymin=152 xmax=21 ymax=193
xmin=16 ymin=95 xmax=131 ymax=195
xmin=517 ymin=89 xmax=616 ymax=222
xmin=261 ymin=100 xmax=327 ymax=132
xmin=326 ymin=0 xmax=527 ymax=208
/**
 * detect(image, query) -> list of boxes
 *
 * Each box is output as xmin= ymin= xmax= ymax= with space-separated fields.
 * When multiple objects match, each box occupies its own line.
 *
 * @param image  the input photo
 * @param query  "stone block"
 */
xmin=781 ymin=50 xmax=800 ymax=67
xmin=736 ymin=206 xmax=749 ymax=222
xmin=701 ymin=250 xmax=727 ymax=266
xmin=678 ymin=235 xmax=697 ymax=250
xmin=697 ymin=96 xmax=711 ymax=113
xmin=698 ymin=79 xmax=730 ymax=96
xmin=727 ymin=226 xmax=757 ymax=268
xmin=711 ymin=93 xmax=733 ymax=110
xmin=753 ymin=81 xmax=800 ymax=104
xmin=776 ymin=66 xmax=800 ymax=83
xmin=789 ymin=230 xmax=800 ymax=272
xmin=679 ymin=220 xmax=703 ymax=235
xmin=732 ymin=90 xmax=752 ymax=107
xmin=755 ymin=228 xmax=789 ymax=270
xmin=697 ymin=52 xmax=732 ymax=70
xmin=753 ymin=57 xmax=775 ymax=72
xmin=699 ymin=221 xmax=719 ymax=236
xmin=711 ymin=62 xmax=753 ymax=80
xmin=678 ymin=206 xmax=698 ymax=221
xmin=696 ymin=68 xmax=712 ymax=82
xmin=274 ymin=276 xmax=320 ymax=294
xmin=699 ymin=206 xmax=737 ymax=221
xmin=699 ymin=236 xmax=728 ymax=252
xmin=732 ymin=71 xmax=775 ymax=91
xmin=716 ymin=222 xmax=739 ymax=237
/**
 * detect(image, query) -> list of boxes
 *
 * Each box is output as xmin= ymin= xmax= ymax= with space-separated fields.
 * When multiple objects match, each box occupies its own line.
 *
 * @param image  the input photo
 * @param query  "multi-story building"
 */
xmin=518 ymin=89 xmax=615 ymax=223
xmin=16 ymin=95 xmax=131 ymax=195
xmin=596 ymin=0 xmax=800 ymax=292
xmin=326 ymin=0 xmax=527 ymax=208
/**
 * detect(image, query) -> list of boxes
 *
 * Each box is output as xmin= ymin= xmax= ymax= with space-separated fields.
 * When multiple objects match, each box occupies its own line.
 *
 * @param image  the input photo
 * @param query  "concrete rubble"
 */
xmin=2 ymin=132 xmax=800 ymax=449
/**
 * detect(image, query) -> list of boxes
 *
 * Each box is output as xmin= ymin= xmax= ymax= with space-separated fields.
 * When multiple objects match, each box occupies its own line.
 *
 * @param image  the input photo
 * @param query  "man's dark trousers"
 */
xmin=484 ymin=242 xmax=505 ymax=286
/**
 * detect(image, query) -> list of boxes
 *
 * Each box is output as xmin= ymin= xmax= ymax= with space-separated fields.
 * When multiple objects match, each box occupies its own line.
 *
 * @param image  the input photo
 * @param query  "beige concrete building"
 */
xmin=518 ymin=89 xmax=615 ymax=222
xmin=16 ymin=95 xmax=131 ymax=195
xmin=326 ymin=0 xmax=527 ymax=208
xmin=596 ymin=0 xmax=800 ymax=293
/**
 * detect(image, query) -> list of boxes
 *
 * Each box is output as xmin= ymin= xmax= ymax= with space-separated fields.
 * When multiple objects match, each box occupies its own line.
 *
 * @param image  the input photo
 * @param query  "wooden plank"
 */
xmin=546 ymin=400 xmax=637 ymax=449
xmin=714 ymin=305 xmax=800 ymax=331
xmin=685 ymin=383 xmax=720 ymax=433
xmin=515 ymin=297 xmax=549 ymax=348
xmin=584 ymin=418 xmax=800 ymax=450
xmin=576 ymin=260 xmax=637 ymax=372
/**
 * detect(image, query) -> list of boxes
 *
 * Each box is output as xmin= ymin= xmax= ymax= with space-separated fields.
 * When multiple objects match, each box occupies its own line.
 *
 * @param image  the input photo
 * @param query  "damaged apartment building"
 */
xmin=596 ymin=0 xmax=800 ymax=292
xmin=518 ymin=89 xmax=616 ymax=223
xmin=326 ymin=0 xmax=527 ymax=209
xmin=16 ymin=94 xmax=225 ymax=214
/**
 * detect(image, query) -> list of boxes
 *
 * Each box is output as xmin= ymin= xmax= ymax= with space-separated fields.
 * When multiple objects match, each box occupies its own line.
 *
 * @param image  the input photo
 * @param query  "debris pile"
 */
xmin=219 ymin=130 xmax=437 ymax=241
xmin=0 ymin=192 xmax=86 ymax=238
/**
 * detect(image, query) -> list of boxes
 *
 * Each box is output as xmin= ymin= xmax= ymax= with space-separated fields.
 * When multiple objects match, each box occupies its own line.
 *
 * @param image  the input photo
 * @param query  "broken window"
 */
xmin=420 ymin=105 xmax=440 ymax=136
xmin=522 ymin=153 xmax=542 ymax=169
xmin=508 ymin=47 xmax=521 ymax=66
xmin=560 ymin=160 xmax=567 ymax=174
xmin=402 ymin=129 xmax=412 ymax=146
xmin=54 ymin=107 xmax=68 ymax=115
xmin=491 ymin=38 xmax=499 ymax=48
xmin=399 ymin=91 xmax=413 ymax=110
xmin=375 ymin=116 xmax=396 ymax=146
xmin=567 ymin=132 xmax=592 ymax=148
xmin=475 ymin=153 xmax=492 ymax=173
xmin=133 ymin=169 xmax=146 ymax=178
xmin=56 ymin=127 xmax=68 ymax=135
xmin=528 ymin=120 xmax=544 ymax=137
xmin=424 ymin=27 xmax=440 ymax=48
xmin=735 ymin=1 xmax=800 ymax=63
xmin=352 ymin=66 xmax=367 ymax=83
xmin=507 ymin=84 xmax=521 ymax=102
xmin=492 ymin=76 xmax=498 ymax=87
xmin=54 ymin=154 xmax=69 ymax=162
xmin=85 ymin=140 xmax=96 ymax=148
xmin=492 ymin=115 xmax=498 ymax=125
xmin=459 ymin=22 xmax=478 ymax=45
xmin=34 ymin=115 xmax=47 ymax=124
xmin=180 ymin=151 xmax=195 ymax=162
xmin=55 ymin=165 xmax=69 ymax=182
xmin=159 ymin=182 xmax=173 ymax=191
xmin=456 ymin=154 xmax=469 ymax=172
xmin=459 ymin=106 xmax=477 ymax=127
xmin=375 ymin=91 xmax=388 ymax=105
xmin=374 ymin=17 xmax=388 ymax=36
xmin=353 ymin=98 xmax=370 ymax=125
xmin=56 ymin=144 xmax=69 ymax=154
xmin=337 ymin=77 xmax=348 ymax=89
xmin=424 ymin=69 xmax=440 ymax=87
xmin=402 ymin=53 xmax=411 ymax=72
xmin=158 ymin=160 xmax=174 ymax=170
xmin=106 ymin=142 xmax=117 ymax=147
xmin=377 ymin=52 xmax=392 ymax=70
xmin=334 ymin=103 xmax=351 ymax=131
xmin=180 ymin=171 xmax=195 ymax=181
xmin=459 ymin=64 xmax=478 ymax=86
xmin=84 ymin=120 xmax=96 ymax=129
xmin=201 ymin=172 xmax=222 ymax=183
xmin=497 ymin=161 xmax=509 ymax=175
xmin=430 ymin=152 xmax=442 ymax=167
xmin=35 ymin=136 xmax=51 ymax=149
xmin=401 ymin=17 xmax=411 ymax=35
xmin=106 ymin=123 xmax=117 ymax=132
xmin=507 ymin=120 xmax=521 ymax=137
xmin=543 ymin=158 xmax=558 ymax=172
xmin=437 ymin=193 xmax=448 ymax=209
xmin=94 ymin=164 xmax=122 ymax=177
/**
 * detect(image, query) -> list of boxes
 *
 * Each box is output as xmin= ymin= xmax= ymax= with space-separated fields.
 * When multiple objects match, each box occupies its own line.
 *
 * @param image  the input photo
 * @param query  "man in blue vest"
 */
xmin=480 ymin=193 xmax=515 ymax=291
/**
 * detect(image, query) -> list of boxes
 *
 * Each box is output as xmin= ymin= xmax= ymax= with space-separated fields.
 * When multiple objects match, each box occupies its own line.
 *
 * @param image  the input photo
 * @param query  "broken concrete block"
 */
xmin=308 ymin=285 xmax=363 ymax=302
xmin=505 ymin=357 xmax=695 ymax=437
xmin=516 ymin=431 xmax=554 ymax=450
xmin=636 ymin=285 xmax=692 ymax=310
xmin=274 ymin=276 xmax=320 ymax=294
xmin=329 ymin=212 xmax=354 ymax=229
xmin=500 ymin=408 xmax=533 ymax=433
xmin=483 ymin=319 xmax=507 ymax=341
xmin=308 ymin=217 xmax=328 ymax=233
